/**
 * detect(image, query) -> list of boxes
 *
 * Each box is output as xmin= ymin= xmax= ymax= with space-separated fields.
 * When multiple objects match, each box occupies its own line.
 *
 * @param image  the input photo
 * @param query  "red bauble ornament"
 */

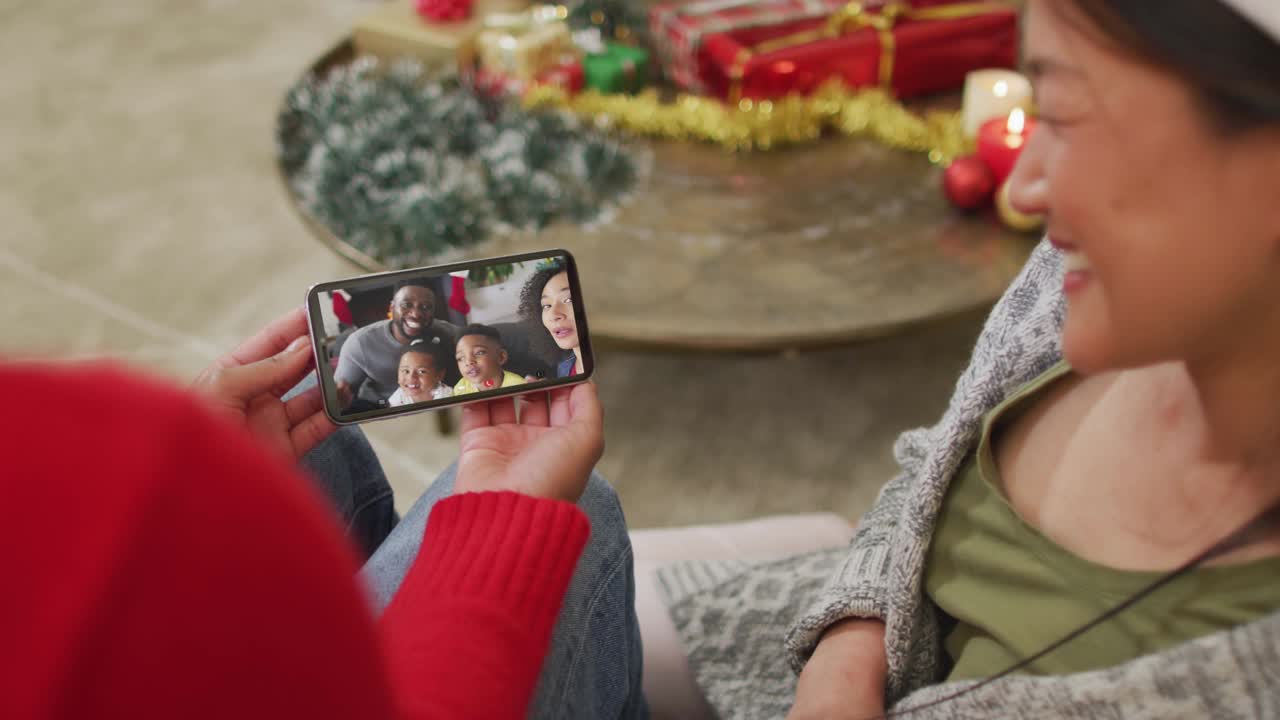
xmin=943 ymin=154 xmax=997 ymax=211
xmin=416 ymin=0 xmax=474 ymax=22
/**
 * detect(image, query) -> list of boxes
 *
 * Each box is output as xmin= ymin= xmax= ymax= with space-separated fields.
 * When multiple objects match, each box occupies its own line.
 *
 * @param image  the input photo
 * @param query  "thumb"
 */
xmin=566 ymin=383 xmax=604 ymax=459
xmin=568 ymin=382 xmax=603 ymax=426
xmin=223 ymin=336 xmax=313 ymax=400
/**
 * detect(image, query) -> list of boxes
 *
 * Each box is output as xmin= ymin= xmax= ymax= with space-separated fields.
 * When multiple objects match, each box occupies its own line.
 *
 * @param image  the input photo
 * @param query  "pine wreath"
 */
xmin=277 ymin=58 xmax=642 ymax=269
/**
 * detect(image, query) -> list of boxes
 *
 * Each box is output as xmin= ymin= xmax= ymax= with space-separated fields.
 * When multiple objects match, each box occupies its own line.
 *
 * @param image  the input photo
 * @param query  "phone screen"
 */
xmin=306 ymin=250 xmax=593 ymax=424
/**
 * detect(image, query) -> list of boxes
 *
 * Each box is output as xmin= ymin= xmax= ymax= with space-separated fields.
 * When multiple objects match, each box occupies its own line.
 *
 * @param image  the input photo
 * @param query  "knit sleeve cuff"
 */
xmin=409 ymin=491 xmax=590 ymax=631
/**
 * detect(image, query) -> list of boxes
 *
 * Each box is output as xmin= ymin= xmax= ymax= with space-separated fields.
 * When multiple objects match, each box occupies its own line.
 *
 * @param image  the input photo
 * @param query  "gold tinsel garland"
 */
xmin=523 ymin=80 xmax=973 ymax=161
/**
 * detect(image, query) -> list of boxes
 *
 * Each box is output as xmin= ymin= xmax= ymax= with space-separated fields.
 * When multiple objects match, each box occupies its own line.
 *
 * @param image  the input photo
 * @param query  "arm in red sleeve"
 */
xmin=0 ymin=365 xmax=398 ymax=720
xmin=1 ymin=364 xmax=588 ymax=720
xmin=379 ymin=492 xmax=590 ymax=720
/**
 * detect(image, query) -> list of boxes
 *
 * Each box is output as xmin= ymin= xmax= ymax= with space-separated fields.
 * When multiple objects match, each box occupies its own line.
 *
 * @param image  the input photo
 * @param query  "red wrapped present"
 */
xmin=536 ymin=59 xmax=586 ymax=93
xmin=651 ymin=0 xmax=850 ymax=93
xmin=653 ymin=1 xmax=1017 ymax=101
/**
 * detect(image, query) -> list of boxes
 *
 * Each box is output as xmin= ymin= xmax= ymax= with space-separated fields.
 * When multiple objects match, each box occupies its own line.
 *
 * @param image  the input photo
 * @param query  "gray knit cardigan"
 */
xmin=656 ymin=240 xmax=1280 ymax=719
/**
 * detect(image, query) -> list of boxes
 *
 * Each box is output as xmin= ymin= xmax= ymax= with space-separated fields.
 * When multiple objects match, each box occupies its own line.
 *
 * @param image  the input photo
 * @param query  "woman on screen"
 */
xmin=520 ymin=261 xmax=584 ymax=378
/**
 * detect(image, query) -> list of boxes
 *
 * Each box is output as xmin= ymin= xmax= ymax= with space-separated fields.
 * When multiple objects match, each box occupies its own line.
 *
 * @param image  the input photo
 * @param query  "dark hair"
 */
xmin=393 ymin=280 xmax=435 ymax=297
xmin=399 ymin=338 xmax=451 ymax=373
xmin=518 ymin=261 xmax=573 ymax=364
xmin=1062 ymin=0 xmax=1280 ymax=133
xmin=456 ymin=323 xmax=504 ymax=347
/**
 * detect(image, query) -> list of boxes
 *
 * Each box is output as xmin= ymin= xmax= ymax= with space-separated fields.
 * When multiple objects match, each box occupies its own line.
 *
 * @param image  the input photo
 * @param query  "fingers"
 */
xmin=460 ymin=400 xmax=492 ymax=434
xmin=489 ymin=396 xmax=518 ymax=426
xmin=567 ymin=382 xmax=603 ymax=430
xmin=519 ymin=391 xmax=551 ymax=427
xmin=548 ymin=385 xmax=574 ymax=427
xmin=567 ymin=383 xmax=604 ymax=462
xmin=290 ymin=410 xmax=338 ymax=459
xmin=198 ymin=337 xmax=312 ymax=405
xmin=251 ymin=337 xmax=316 ymax=399
xmin=284 ymin=385 xmax=325 ymax=428
xmin=216 ymin=308 xmax=310 ymax=370
xmin=544 ymin=384 xmax=603 ymax=469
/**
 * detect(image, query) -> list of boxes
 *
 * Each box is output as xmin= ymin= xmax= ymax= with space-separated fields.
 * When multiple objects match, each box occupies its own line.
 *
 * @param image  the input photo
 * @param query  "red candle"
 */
xmin=976 ymin=108 xmax=1038 ymax=187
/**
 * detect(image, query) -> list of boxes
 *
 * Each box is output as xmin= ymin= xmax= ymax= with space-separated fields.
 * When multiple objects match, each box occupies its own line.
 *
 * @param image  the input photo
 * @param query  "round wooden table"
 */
xmin=281 ymin=40 xmax=1035 ymax=352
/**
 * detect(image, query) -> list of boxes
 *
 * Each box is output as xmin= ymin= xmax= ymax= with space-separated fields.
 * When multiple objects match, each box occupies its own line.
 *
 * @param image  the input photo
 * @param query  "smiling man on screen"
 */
xmin=334 ymin=282 xmax=459 ymax=411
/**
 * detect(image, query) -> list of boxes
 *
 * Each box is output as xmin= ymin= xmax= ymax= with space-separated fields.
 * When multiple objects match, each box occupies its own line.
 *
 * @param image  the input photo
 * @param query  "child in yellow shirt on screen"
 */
xmin=452 ymin=324 xmax=527 ymax=396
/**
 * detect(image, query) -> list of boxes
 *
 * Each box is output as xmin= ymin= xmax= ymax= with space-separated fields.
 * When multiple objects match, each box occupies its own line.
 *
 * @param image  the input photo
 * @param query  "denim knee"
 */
xmin=576 ymin=473 xmax=632 ymax=562
xmin=301 ymin=424 xmax=398 ymax=560
xmin=532 ymin=473 xmax=646 ymax=719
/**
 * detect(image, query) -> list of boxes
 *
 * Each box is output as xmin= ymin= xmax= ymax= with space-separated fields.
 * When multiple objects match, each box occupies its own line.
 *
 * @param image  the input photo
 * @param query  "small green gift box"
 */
xmin=582 ymin=43 xmax=650 ymax=94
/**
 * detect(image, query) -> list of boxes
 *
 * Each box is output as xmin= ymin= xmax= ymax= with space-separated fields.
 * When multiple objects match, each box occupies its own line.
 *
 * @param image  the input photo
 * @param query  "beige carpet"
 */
xmin=1 ymin=0 xmax=989 ymax=528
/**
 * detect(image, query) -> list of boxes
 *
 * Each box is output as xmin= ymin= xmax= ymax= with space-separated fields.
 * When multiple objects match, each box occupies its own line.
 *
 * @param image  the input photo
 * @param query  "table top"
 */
xmin=281 ymin=40 xmax=1035 ymax=352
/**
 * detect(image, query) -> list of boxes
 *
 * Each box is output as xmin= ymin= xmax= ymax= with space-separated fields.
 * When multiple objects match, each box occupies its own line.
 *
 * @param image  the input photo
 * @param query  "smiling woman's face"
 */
xmin=1008 ymin=0 xmax=1280 ymax=374
xmin=540 ymin=271 xmax=578 ymax=351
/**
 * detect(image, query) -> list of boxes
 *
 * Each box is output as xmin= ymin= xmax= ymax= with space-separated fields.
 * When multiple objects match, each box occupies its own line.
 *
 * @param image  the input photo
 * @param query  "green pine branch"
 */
xmin=276 ymin=59 xmax=642 ymax=268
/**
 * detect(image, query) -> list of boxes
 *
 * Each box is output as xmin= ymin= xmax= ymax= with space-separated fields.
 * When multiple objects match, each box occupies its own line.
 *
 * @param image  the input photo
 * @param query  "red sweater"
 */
xmin=0 ymin=364 xmax=589 ymax=719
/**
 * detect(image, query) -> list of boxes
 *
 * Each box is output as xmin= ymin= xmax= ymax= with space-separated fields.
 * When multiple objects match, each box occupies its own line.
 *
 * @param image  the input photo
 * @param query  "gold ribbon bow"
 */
xmin=729 ymin=1 xmax=1004 ymax=103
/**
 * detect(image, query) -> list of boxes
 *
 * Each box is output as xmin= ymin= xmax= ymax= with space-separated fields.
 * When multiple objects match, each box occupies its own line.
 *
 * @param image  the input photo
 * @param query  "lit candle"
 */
xmin=961 ymin=69 xmax=1032 ymax=138
xmin=976 ymin=108 xmax=1038 ymax=187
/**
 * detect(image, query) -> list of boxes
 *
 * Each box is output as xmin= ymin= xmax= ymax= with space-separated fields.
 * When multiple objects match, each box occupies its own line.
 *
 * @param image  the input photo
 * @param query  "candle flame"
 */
xmin=1007 ymin=108 xmax=1026 ymax=134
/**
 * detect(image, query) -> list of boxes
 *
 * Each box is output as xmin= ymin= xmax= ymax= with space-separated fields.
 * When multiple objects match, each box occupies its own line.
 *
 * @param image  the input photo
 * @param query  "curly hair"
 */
xmin=518 ymin=261 xmax=574 ymax=365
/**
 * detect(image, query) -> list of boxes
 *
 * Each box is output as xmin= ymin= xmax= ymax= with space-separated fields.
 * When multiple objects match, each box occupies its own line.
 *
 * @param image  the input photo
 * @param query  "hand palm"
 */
xmin=454 ymin=386 xmax=603 ymax=503
xmin=240 ymin=394 xmax=298 ymax=458
xmin=459 ymin=424 xmax=564 ymax=492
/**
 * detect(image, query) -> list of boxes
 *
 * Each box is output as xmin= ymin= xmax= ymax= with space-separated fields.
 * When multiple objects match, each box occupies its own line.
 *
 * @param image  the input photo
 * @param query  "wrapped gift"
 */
xmin=474 ymin=59 xmax=584 ymax=98
xmin=650 ymin=0 xmax=851 ymax=92
xmin=706 ymin=2 xmax=1019 ymax=101
xmin=651 ymin=0 xmax=1016 ymax=100
xmin=355 ymin=0 xmax=488 ymax=67
xmin=538 ymin=59 xmax=587 ymax=93
xmin=474 ymin=6 xmax=575 ymax=81
xmin=583 ymin=43 xmax=651 ymax=93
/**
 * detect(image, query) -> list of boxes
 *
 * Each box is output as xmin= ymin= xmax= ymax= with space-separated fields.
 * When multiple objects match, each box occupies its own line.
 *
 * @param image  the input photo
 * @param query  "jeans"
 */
xmin=288 ymin=376 xmax=399 ymax=560
xmin=363 ymin=463 xmax=649 ymax=720
xmin=300 ymin=425 xmax=399 ymax=559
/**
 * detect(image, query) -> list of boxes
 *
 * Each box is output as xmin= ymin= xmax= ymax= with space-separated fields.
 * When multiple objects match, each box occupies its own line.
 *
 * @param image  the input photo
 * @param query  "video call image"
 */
xmin=313 ymin=255 xmax=586 ymax=417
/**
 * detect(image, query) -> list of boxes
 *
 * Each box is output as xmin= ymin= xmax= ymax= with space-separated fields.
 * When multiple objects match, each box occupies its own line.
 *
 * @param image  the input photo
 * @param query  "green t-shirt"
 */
xmin=924 ymin=361 xmax=1280 ymax=682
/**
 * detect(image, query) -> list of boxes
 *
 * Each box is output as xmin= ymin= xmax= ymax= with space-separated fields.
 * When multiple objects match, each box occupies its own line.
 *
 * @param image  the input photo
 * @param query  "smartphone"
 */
xmin=305 ymin=249 xmax=594 ymax=425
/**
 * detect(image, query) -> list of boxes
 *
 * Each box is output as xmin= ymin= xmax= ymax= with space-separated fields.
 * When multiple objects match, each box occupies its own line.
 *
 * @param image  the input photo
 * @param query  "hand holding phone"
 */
xmin=191 ymin=307 xmax=337 ymax=460
xmin=305 ymin=250 xmax=595 ymax=425
xmin=455 ymin=384 xmax=604 ymax=503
